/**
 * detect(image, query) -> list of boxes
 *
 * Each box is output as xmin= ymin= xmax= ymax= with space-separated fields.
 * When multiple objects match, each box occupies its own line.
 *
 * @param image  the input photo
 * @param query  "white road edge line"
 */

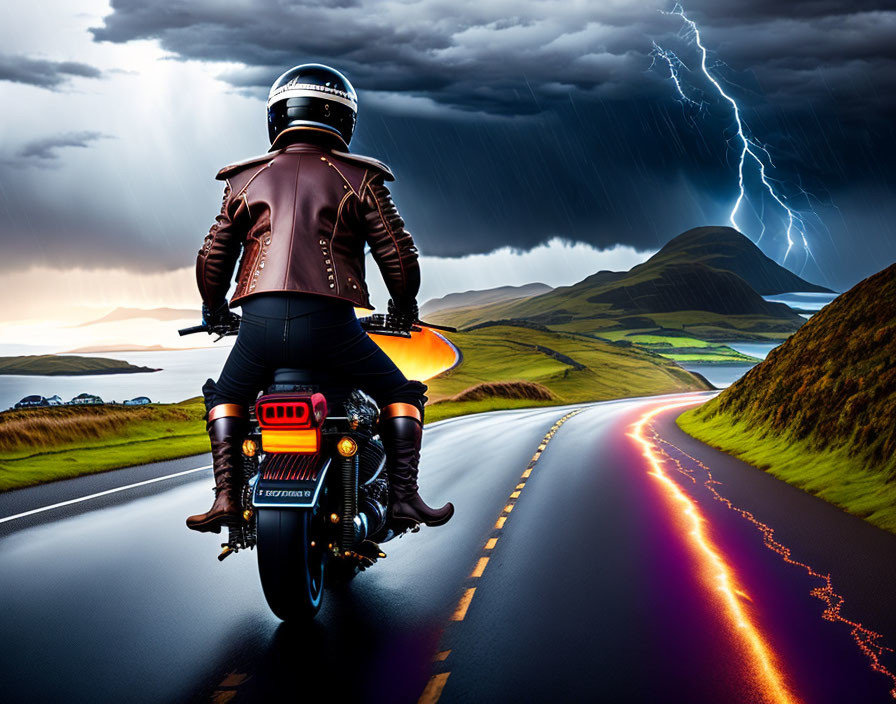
xmin=0 ymin=465 xmax=213 ymax=525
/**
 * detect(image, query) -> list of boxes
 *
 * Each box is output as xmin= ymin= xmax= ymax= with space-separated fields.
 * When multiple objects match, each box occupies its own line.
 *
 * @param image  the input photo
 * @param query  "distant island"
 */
xmin=75 ymin=306 xmax=198 ymax=327
xmin=62 ymin=344 xmax=202 ymax=354
xmin=0 ymin=355 xmax=160 ymax=376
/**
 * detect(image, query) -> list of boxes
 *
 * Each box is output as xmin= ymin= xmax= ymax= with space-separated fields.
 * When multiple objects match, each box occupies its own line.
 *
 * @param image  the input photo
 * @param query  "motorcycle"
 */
xmin=178 ymin=312 xmax=455 ymax=621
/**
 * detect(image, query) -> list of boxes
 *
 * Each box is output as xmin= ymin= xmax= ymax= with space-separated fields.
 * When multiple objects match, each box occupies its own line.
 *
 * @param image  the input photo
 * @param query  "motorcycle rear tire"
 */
xmin=326 ymin=558 xmax=360 ymax=587
xmin=257 ymin=508 xmax=324 ymax=620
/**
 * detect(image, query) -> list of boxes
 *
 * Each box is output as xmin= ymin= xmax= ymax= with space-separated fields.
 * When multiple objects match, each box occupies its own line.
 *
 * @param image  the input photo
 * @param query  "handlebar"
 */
xmin=357 ymin=314 xmax=457 ymax=338
xmin=178 ymin=324 xmax=209 ymax=336
xmin=178 ymin=313 xmax=456 ymax=340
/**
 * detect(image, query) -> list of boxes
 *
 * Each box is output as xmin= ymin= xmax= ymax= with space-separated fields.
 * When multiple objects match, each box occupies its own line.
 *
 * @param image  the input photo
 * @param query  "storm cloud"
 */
xmin=1 ymin=1 xmax=894 ymax=292
xmin=88 ymin=1 xmax=896 ymax=115
xmin=0 ymin=53 xmax=102 ymax=89
xmin=16 ymin=132 xmax=110 ymax=163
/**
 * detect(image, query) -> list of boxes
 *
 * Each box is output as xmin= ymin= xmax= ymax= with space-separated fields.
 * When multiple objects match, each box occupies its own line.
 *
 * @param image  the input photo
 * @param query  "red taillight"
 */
xmin=258 ymin=400 xmax=311 ymax=427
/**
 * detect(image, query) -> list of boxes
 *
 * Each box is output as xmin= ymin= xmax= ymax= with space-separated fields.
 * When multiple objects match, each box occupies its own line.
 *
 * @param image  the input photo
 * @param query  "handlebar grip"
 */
xmin=178 ymin=324 xmax=208 ymax=336
xmin=416 ymin=320 xmax=457 ymax=333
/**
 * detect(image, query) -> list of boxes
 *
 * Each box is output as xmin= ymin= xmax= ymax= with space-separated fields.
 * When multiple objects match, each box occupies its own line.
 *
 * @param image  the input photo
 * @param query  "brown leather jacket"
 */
xmin=196 ymin=131 xmax=420 ymax=311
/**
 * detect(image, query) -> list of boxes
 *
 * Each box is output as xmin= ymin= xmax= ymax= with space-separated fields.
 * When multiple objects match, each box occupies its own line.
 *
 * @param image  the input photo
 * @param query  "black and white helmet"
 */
xmin=267 ymin=64 xmax=358 ymax=147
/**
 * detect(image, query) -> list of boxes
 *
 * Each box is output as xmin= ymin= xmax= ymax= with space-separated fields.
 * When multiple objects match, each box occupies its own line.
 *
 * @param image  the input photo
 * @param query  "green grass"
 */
xmin=620 ymin=334 xmax=714 ymax=347
xmin=663 ymin=353 xmax=757 ymax=363
xmin=678 ymin=407 xmax=896 ymax=534
xmin=0 ymin=398 xmax=207 ymax=492
xmin=591 ymin=332 xmax=760 ymax=364
xmin=426 ymin=398 xmax=561 ymax=423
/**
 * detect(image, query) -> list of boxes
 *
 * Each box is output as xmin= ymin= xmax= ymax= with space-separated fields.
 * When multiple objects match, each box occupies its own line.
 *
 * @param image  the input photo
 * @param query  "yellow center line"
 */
xmin=418 ymin=673 xmax=450 ymax=704
xmin=452 ymin=588 xmax=476 ymax=621
xmin=471 ymin=557 xmax=489 ymax=578
xmin=422 ymin=408 xmax=586 ymax=704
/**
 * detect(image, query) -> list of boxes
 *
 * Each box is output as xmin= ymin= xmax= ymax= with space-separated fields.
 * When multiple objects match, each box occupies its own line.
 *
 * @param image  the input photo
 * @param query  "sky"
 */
xmin=1 ymin=0 xmax=895 ymax=327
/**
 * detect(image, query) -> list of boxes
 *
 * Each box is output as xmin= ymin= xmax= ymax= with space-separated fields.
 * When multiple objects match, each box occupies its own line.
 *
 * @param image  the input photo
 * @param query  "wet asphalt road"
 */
xmin=1 ymin=394 xmax=895 ymax=704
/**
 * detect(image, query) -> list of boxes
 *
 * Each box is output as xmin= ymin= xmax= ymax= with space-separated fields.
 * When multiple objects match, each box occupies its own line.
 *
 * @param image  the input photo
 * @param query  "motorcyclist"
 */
xmin=186 ymin=64 xmax=454 ymax=535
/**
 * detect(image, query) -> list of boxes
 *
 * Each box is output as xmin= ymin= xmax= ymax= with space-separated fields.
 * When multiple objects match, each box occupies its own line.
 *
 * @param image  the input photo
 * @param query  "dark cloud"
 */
xmin=16 ymin=132 xmax=111 ymax=163
xmin=87 ymin=1 xmax=896 ymax=118
xmin=0 ymin=53 xmax=102 ymax=89
xmin=4 ymin=0 xmax=894 ymax=291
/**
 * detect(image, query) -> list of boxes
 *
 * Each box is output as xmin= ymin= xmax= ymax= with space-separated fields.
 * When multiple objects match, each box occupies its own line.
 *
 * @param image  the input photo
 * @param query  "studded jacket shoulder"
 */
xmin=195 ymin=140 xmax=420 ymax=311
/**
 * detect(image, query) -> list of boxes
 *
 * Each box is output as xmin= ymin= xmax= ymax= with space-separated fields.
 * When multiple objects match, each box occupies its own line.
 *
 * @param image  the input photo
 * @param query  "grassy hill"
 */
xmin=0 ymin=355 xmax=159 ymax=376
xmin=678 ymin=262 xmax=896 ymax=533
xmin=429 ymin=227 xmax=808 ymax=344
xmin=0 ymin=398 xmax=207 ymax=491
xmin=425 ymin=324 xmax=711 ymax=422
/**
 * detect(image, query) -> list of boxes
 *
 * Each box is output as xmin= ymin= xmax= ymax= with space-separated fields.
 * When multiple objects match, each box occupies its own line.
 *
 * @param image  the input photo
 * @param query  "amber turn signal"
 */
xmin=337 ymin=436 xmax=358 ymax=457
xmin=261 ymin=428 xmax=319 ymax=453
xmin=242 ymin=439 xmax=258 ymax=457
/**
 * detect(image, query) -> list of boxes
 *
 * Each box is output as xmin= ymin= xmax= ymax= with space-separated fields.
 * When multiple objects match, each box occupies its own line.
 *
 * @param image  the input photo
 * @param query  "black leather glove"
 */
xmin=202 ymin=301 xmax=240 ymax=331
xmin=388 ymin=298 xmax=418 ymax=332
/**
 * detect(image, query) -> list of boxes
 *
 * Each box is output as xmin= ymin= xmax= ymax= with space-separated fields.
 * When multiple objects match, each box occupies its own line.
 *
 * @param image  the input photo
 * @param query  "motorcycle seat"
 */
xmin=272 ymin=368 xmax=317 ymax=385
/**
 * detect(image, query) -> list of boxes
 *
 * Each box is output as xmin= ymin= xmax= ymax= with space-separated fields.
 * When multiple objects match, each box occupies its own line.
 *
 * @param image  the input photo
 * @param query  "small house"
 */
xmin=123 ymin=396 xmax=152 ymax=406
xmin=14 ymin=395 xmax=47 ymax=409
xmin=69 ymin=393 xmax=103 ymax=405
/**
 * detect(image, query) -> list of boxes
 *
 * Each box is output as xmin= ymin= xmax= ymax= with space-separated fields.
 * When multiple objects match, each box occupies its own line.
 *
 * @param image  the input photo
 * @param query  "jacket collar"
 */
xmin=270 ymin=126 xmax=349 ymax=152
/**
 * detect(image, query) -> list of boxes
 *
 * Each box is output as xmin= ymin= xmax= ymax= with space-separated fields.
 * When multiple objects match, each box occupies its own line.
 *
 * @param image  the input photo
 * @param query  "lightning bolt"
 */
xmin=652 ymin=4 xmax=815 ymax=267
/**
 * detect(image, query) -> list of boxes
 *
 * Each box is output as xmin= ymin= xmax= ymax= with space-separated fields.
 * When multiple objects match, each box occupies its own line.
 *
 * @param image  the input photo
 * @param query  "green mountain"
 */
xmin=430 ymin=227 xmax=808 ymax=341
xmin=679 ymin=261 xmax=896 ymax=533
xmin=649 ymin=226 xmax=831 ymax=295
xmin=420 ymin=283 xmax=552 ymax=317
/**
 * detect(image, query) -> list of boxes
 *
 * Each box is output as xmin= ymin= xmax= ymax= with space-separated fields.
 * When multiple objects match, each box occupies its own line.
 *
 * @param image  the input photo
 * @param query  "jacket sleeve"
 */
xmin=359 ymin=176 xmax=421 ymax=308
xmin=196 ymin=182 xmax=246 ymax=308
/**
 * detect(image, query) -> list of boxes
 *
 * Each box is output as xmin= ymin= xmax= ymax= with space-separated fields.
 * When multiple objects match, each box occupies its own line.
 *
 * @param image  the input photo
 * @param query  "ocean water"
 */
xmin=0 ymin=345 xmax=234 ymax=410
xmin=762 ymin=291 xmax=838 ymax=311
xmin=686 ymin=291 xmax=840 ymax=388
xmin=680 ymin=363 xmax=758 ymax=389
xmin=726 ymin=342 xmax=779 ymax=360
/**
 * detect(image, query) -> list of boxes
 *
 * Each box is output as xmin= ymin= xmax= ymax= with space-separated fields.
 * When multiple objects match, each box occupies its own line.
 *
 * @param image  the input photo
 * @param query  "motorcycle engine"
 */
xmin=358 ymin=438 xmax=388 ymax=540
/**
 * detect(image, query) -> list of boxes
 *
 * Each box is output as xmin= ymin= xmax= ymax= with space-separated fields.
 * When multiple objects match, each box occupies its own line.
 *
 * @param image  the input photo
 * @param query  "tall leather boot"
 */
xmin=380 ymin=404 xmax=454 ymax=527
xmin=186 ymin=404 xmax=248 ymax=533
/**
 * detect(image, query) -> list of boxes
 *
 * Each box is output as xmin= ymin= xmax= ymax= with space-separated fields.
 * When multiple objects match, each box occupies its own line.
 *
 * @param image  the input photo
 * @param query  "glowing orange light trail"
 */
xmin=630 ymin=400 xmax=800 ymax=704
xmin=650 ymin=425 xmax=896 ymax=701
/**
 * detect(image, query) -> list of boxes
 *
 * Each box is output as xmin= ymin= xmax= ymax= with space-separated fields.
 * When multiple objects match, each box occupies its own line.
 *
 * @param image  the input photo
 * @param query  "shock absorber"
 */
xmin=341 ymin=454 xmax=359 ymax=548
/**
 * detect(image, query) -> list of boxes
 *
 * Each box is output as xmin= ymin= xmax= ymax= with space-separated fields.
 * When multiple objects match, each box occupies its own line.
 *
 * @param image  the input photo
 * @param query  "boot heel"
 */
xmin=389 ymin=517 xmax=420 ymax=535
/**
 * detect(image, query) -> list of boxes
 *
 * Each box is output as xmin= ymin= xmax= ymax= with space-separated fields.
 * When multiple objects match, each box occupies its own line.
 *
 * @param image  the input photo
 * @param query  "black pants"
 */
xmin=205 ymin=293 xmax=427 ymax=415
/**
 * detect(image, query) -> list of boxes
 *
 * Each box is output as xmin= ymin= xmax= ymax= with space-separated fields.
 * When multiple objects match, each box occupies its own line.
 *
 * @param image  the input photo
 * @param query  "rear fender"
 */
xmin=253 ymin=453 xmax=331 ymax=508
